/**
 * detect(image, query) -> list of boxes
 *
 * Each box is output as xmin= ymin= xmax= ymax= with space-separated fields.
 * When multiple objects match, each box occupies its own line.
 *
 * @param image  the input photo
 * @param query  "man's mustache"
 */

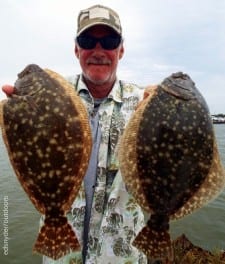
xmin=87 ymin=58 xmax=111 ymax=65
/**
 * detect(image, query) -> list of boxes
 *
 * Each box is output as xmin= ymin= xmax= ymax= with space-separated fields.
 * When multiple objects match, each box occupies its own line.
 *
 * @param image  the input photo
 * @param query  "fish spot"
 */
xmin=41 ymin=162 xmax=51 ymax=168
xmin=56 ymin=146 xmax=63 ymax=151
xmin=37 ymin=175 xmax=42 ymax=180
xmin=21 ymin=118 xmax=28 ymax=124
xmin=16 ymin=151 xmax=23 ymax=158
xmin=56 ymin=170 xmax=61 ymax=176
xmin=39 ymin=116 xmax=45 ymax=122
xmin=13 ymin=124 xmax=18 ymax=130
xmin=49 ymin=171 xmax=54 ymax=178
xmin=56 ymin=189 xmax=61 ymax=194
xmin=53 ymin=107 xmax=60 ymax=113
xmin=50 ymin=138 xmax=58 ymax=145
xmin=36 ymin=149 xmax=44 ymax=158
xmin=33 ymin=136 xmax=38 ymax=143
xmin=46 ymin=147 xmax=51 ymax=153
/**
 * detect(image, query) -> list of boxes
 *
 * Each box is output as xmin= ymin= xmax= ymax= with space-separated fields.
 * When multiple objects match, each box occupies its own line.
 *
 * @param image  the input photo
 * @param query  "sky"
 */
xmin=0 ymin=0 xmax=224 ymax=114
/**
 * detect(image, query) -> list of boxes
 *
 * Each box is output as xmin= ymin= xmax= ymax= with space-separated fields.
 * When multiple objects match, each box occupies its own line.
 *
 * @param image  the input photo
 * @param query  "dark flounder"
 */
xmin=118 ymin=72 xmax=225 ymax=262
xmin=0 ymin=64 xmax=92 ymax=260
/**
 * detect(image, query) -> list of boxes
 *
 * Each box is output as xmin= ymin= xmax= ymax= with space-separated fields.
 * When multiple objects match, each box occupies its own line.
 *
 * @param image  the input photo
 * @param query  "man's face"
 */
xmin=75 ymin=25 xmax=124 ymax=87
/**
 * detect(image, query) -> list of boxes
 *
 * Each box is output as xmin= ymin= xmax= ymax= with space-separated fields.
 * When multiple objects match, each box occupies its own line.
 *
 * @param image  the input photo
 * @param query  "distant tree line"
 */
xmin=212 ymin=114 xmax=225 ymax=117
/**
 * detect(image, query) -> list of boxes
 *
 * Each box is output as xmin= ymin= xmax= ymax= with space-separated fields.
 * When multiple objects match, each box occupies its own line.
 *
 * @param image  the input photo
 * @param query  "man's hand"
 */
xmin=143 ymin=85 xmax=158 ymax=99
xmin=2 ymin=85 xmax=15 ymax=97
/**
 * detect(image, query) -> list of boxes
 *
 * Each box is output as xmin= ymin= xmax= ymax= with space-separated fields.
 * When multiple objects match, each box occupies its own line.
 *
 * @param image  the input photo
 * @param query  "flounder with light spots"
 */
xmin=0 ymin=64 xmax=92 ymax=260
xmin=118 ymin=72 xmax=225 ymax=262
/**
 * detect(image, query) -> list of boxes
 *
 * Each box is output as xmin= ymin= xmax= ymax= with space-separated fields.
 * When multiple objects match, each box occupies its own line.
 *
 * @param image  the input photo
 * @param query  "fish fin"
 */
xmin=172 ymin=140 xmax=225 ymax=220
xmin=33 ymin=216 xmax=80 ymax=260
xmin=0 ymin=100 xmax=4 ymax=128
xmin=133 ymin=219 xmax=174 ymax=262
xmin=0 ymin=100 xmax=8 ymax=129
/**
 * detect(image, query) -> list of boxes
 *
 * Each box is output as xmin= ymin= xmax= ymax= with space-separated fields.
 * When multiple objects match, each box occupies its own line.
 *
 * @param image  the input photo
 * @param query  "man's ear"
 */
xmin=119 ymin=44 xmax=124 ymax=60
xmin=74 ymin=44 xmax=79 ymax=59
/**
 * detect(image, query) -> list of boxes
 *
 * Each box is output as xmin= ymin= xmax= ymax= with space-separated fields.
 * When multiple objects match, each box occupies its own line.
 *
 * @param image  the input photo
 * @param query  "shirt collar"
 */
xmin=76 ymin=75 xmax=123 ymax=103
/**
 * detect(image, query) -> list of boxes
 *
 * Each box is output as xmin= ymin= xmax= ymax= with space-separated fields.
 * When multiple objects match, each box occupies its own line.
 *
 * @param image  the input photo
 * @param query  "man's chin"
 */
xmin=86 ymin=75 xmax=111 ymax=85
xmin=91 ymin=79 xmax=108 ymax=85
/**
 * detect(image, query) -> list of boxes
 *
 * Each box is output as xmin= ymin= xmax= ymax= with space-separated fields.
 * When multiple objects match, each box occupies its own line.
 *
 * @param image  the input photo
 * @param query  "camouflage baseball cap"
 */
xmin=76 ymin=5 xmax=122 ymax=36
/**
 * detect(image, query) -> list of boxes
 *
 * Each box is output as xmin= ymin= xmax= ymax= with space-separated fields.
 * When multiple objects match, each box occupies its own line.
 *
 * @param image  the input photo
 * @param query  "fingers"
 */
xmin=2 ymin=85 xmax=15 ymax=97
xmin=143 ymin=85 xmax=158 ymax=99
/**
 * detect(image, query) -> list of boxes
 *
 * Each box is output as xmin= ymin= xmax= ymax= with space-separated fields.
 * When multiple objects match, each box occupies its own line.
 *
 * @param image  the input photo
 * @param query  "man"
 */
xmin=2 ymin=4 xmax=148 ymax=264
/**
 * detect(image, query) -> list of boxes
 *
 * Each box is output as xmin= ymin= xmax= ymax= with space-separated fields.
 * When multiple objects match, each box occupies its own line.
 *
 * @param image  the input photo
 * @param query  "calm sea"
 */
xmin=0 ymin=125 xmax=225 ymax=264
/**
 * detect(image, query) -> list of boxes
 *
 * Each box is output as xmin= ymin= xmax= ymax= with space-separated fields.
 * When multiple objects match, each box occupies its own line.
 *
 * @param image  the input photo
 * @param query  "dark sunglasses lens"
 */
xmin=77 ymin=35 xmax=121 ymax=50
xmin=101 ymin=36 xmax=121 ymax=50
xmin=76 ymin=36 xmax=96 ymax=49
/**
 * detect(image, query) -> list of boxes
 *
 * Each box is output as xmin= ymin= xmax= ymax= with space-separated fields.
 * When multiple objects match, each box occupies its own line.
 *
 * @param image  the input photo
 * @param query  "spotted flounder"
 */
xmin=0 ymin=64 xmax=92 ymax=260
xmin=118 ymin=72 xmax=225 ymax=262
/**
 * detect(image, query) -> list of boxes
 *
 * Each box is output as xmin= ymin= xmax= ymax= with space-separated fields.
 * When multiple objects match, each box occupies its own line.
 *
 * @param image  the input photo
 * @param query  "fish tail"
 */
xmin=132 ymin=215 xmax=174 ymax=262
xmin=33 ymin=216 xmax=80 ymax=260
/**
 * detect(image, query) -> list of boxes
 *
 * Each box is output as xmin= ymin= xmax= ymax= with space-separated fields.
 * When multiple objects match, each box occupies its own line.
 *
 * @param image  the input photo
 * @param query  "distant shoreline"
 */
xmin=213 ymin=122 xmax=225 ymax=125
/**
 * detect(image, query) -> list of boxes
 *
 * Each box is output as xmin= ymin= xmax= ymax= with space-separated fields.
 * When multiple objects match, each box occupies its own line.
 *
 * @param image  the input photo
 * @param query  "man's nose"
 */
xmin=94 ymin=42 xmax=104 ymax=50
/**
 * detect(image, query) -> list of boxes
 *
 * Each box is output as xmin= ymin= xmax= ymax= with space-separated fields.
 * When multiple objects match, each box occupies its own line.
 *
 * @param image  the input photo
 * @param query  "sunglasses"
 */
xmin=76 ymin=35 xmax=122 ymax=50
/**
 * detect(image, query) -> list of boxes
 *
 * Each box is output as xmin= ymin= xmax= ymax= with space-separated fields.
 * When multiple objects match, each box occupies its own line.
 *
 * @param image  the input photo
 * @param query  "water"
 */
xmin=0 ymin=125 xmax=225 ymax=264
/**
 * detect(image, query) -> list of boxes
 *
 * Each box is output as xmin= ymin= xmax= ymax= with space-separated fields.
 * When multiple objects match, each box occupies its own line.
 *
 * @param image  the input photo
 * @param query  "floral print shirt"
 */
xmin=42 ymin=75 xmax=148 ymax=264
